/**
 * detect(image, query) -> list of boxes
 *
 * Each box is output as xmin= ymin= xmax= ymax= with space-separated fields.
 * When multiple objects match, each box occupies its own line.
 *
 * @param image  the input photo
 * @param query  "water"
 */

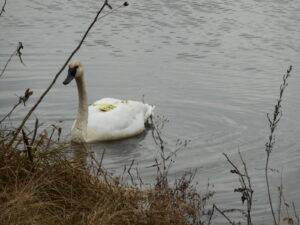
xmin=1 ymin=0 xmax=300 ymax=223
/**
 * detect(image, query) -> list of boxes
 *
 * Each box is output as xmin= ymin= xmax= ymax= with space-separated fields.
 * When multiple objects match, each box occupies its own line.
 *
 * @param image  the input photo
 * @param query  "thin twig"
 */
xmin=96 ymin=148 xmax=106 ymax=176
xmin=214 ymin=205 xmax=236 ymax=225
xmin=223 ymin=151 xmax=253 ymax=225
xmin=238 ymin=150 xmax=253 ymax=225
xmin=207 ymin=203 xmax=215 ymax=225
xmin=265 ymin=154 xmax=276 ymax=225
xmin=151 ymin=115 xmax=186 ymax=190
xmin=127 ymin=159 xmax=135 ymax=185
xmin=292 ymin=202 xmax=300 ymax=225
xmin=30 ymin=118 xmax=39 ymax=146
xmin=8 ymin=0 xmax=128 ymax=146
xmin=22 ymin=129 xmax=33 ymax=162
xmin=120 ymin=165 xmax=127 ymax=184
xmin=278 ymin=173 xmax=283 ymax=225
xmin=45 ymin=126 xmax=56 ymax=149
xmin=0 ymin=42 xmax=25 ymax=78
xmin=97 ymin=2 xmax=128 ymax=21
xmin=0 ymin=0 xmax=7 ymax=17
xmin=98 ymin=148 xmax=105 ymax=169
xmin=282 ymin=193 xmax=293 ymax=224
xmin=0 ymin=88 xmax=33 ymax=124
xmin=88 ymin=151 xmax=106 ymax=176
xmin=208 ymin=204 xmax=236 ymax=225
xmin=265 ymin=66 xmax=292 ymax=225
xmin=135 ymin=164 xmax=143 ymax=188
xmin=57 ymin=127 xmax=62 ymax=142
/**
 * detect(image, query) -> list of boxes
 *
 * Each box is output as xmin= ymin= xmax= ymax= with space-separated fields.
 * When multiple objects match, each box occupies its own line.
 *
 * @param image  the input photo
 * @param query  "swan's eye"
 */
xmin=68 ymin=67 xmax=77 ymax=77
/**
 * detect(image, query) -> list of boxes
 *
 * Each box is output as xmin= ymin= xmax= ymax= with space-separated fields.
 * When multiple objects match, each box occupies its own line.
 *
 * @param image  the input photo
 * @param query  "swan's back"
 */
xmin=86 ymin=98 xmax=154 ymax=142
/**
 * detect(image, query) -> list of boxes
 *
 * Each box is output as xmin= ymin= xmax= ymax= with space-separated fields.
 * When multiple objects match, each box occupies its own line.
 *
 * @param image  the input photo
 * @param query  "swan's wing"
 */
xmin=87 ymin=98 xmax=154 ymax=141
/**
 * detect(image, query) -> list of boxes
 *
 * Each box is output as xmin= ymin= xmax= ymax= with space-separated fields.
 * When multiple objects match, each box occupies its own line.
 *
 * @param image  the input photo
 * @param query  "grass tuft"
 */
xmin=0 ymin=125 xmax=207 ymax=225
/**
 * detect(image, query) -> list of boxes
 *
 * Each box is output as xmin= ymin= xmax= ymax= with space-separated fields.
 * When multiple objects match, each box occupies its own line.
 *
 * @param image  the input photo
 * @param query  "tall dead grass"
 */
xmin=0 ymin=124 xmax=207 ymax=225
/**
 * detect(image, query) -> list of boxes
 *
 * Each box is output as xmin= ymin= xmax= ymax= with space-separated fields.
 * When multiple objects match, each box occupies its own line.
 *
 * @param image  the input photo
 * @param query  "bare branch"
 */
xmin=0 ymin=42 xmax=25 ymax=78
xmin=277 ymin=173 xmax=283 ymax=225
xmin=0 ymin=88 xmax=33 ymax=124
xmin=8 ymin=1 xmax=128 ymax=146
xmin=208 ymin=204 xmax=236 ymax=225
xmin=0 ymin=0 xmax=7 ymax=17
xmin=30 ymin=118 xmax=39 ymax=146
xmin=207 ymin=203 xmax=215 ymax=225
xmin=292 ymin=202 xmax=300 ymax=225
xmin=22 ymin=129 xmax=33 ymax=163
xmin=96 ymin=148 xmax=106 ymax=176
xmin=224 ymin=151 xmax=253 ymax=225
xmin=127 ymin=159 xmax=135 ymax=185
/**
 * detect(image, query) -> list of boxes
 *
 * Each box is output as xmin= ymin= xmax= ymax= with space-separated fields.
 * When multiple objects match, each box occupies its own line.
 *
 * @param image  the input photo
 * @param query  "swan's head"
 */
xmin=63 ymin=61 xmax=84 ymax=85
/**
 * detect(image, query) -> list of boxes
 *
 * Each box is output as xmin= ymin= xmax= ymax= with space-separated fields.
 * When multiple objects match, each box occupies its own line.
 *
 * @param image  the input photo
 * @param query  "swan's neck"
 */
xmin=72 ymin=74 xmax=89 ymax=142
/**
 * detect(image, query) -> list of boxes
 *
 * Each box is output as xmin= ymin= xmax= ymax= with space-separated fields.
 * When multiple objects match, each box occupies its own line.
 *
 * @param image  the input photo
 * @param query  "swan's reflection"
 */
xmin=70 ymin=130 xmax=151 ymax=175
xmin=90 ymin=131 xmax=147 ymax=164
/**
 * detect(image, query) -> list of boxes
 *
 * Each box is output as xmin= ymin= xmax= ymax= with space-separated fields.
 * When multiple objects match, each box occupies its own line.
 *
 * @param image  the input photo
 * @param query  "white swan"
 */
xmin=63 ymin=61 xmax=155 ymax=143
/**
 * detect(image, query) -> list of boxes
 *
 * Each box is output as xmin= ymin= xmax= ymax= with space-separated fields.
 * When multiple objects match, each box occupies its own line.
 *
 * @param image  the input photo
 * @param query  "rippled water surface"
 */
xmin=1 ymin=0 xmax=300 ymax=223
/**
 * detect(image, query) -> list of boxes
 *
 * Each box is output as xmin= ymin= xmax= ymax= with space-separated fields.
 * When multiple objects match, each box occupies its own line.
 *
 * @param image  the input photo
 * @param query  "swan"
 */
xmin=63 ymin=61 xmax=155 ymax=143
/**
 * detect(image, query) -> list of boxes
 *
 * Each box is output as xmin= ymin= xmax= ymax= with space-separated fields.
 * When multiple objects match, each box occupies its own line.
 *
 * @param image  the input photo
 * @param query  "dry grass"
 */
xmin=0 ymin=125 xmax=207 ymax=225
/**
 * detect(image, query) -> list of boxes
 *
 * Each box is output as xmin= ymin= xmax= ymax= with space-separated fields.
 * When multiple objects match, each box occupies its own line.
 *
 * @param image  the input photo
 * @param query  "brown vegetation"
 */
xmin=0 ymin=124 xmax=208 ymax=225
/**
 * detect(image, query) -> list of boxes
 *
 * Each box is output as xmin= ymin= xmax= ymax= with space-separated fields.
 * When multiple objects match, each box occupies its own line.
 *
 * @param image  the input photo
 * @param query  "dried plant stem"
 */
xmin=207 ymin=204 xmax=215 ymax=225
xmin=128 ymin=159 xmax=135 ymax=185
xmin=8 ymin=0 xmax=128 ymax=146
xmin=277 ymin=173 xmax=283 ymax=225
xmin=239 ymin=151 xmax=253 ymax=225
xmin=0 ymin=100 xmax=20 ymax=123
xmin=265 ymin=149 xmax=277 ymax=225
xmin=208 ymin=204 xmax=235 ymax=225
xmin=30 ymin=118 xmax=39 ymax=146
xmin=97 ymin=148 xmax=106 ymax=176
xmin=0 ymin=88 xmax=33 ymax=124
xmin=0 ymin=0 xmax=6 ymax=16
xmin=21 ymin=129 xmax=33 ymax=162
xmin=292 ymin=202 xmax=300 ymax=225
xmin=265 ymin=66 xmax=292 ymax=225
xmin=223 ymin=151 xmax=253 ymax=225
xmin=150 ymin=116 xmax=187 ymax=189
xmin=0 ymin=42 xmax=24 ymax=78
xmin=88 ymin=149 xmax=106 ymax=176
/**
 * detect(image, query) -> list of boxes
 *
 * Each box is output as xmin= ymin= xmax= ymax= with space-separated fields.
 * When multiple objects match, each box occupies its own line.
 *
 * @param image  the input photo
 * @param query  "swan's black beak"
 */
xmin=63 ymin=67 xmax=77 ymax=85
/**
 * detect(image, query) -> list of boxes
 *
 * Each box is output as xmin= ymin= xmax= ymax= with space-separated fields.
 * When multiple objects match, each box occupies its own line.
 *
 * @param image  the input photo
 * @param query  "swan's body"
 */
xmin=63 ymin=61 xmax=154 ymax=143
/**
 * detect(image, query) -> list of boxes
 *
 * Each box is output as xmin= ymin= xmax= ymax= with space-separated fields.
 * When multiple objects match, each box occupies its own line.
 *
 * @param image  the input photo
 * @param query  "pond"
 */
xmin=1 ymin=0 xmax=300 ymax=223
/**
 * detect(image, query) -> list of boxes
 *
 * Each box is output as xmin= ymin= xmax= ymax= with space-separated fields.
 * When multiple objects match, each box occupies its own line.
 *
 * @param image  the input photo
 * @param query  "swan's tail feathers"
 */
xmin=145 ymin=104 xmax=155 ymax=121
xmin=144 ymin=104 xmax=155 ymax=128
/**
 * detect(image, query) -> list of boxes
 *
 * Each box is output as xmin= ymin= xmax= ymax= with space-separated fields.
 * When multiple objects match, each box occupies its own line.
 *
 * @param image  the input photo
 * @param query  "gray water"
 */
xmin=1 ymin=0 xmax=300 ymax=223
